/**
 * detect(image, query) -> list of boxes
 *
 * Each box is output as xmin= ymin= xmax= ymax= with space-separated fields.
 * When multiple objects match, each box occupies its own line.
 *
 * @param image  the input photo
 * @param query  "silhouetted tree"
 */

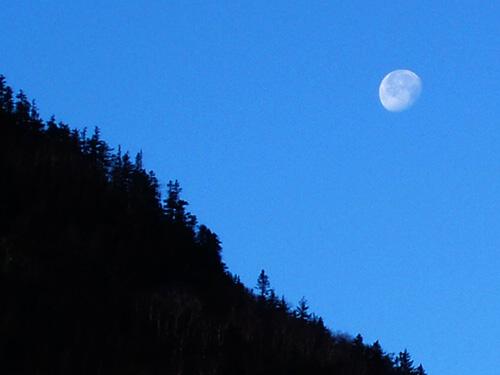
xmin=134 ymin=150 xmax=144 ymax=170
xmin=256 ymin=269 xmax=271 ymax=298
xmin=354 ymin=334 xmax=364 ymax=349
xmin=14 ymin=90 xmax=31 ymax=125
xmin=164 ymin=180 xmax=196 ymax=229
xmin=0 ymin=75 xmax=13 ymax=113
xmin=295 ymin=297 xmax=311 ymax=320
xmin=277 ymin=295 xmax=290 ymax=313
xmin=415 ymin=364 xmax=427 ymax=375
xmin=28 ymin=99 xmax=43 ymax=130
xmin=85 ymin=127 xmax=111 ymax=172
xmin=196 ymin=224 xmax=225 ymax=274
xmin=396 ymin=349 xmax=415 ymax=375
xmin=267 ymin=289 xmax=280 ymax=309
xmin=372 ymin=340 xmax=383 ymax=355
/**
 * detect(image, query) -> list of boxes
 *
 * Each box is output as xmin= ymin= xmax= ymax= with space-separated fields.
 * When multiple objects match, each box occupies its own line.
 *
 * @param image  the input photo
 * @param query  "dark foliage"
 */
xmin=0 ymin=75 xmax=426 ymax=374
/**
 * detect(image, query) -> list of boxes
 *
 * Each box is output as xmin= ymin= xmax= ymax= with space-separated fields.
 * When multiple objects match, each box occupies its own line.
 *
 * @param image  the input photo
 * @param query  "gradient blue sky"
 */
xmin=1 ymin=1 xmax=499 ymax=374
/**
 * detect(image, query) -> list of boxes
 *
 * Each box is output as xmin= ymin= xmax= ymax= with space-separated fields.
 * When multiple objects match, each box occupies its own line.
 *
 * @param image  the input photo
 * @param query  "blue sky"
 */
xmin=1 ymin=1 xmax=499 ymax=374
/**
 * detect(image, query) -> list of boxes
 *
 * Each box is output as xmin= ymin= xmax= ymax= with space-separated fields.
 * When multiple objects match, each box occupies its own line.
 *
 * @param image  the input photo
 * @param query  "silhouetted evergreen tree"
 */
xmin=367 ymin=340 xmax=394 ymax=375
xmin=295 ymin=296 xmax=311 ymax=320
xmin=164 ymin=179 xmax=197 ymax=229
xmin=256 ymin=269 xmax=271 ymax=299
xmin=196 ymin=224 xmax=226 ymax=277
xmin=354 ymin=334 xmax=365 ymax=350
xmin=0 ymin=75 xmax=14 ymax=113
xmin=415 ymin=364 xmax=427 ymax=375
xmin=277 ymin=295 xmax=290 ymax=313
xmin=14 ymin=90 xmax=30 ymax=122
xmin=397 ymin=349 xmax=416 ymax=375
xmin=85 ymin=127 xmax=111 ymax=172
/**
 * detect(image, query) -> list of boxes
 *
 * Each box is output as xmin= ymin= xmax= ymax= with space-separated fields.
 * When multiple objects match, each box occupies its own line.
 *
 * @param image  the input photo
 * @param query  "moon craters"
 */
xmin=379 ymin=69 xmax=422 ymax=112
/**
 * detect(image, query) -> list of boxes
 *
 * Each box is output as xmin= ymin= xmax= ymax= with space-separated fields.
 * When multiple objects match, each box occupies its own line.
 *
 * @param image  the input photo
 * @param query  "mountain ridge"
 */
xmin=0 ymin=75 xmax=426 ymax=375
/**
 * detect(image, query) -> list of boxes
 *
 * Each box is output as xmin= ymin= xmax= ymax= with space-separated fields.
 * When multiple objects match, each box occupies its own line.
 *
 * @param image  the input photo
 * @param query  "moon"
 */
xmin=379 ymin=69 xmax=422 ymax=112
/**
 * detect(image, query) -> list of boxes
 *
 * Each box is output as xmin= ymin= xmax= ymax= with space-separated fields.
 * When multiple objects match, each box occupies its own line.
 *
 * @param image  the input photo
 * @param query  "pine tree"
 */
xmin=354 ymin=334 xmax=364 ymax=350
xmin=196 ymin=224 xmax=225 ymax=273
xmin=87 ymin=127 xmax=111 ymax=172
xmin=295 ymin=297 xmax=311 ymax=320
xmin=368 ymin=340 xmax=392 ymax=375
xmin=396 ymin=349 xmax=415 ymax=375
xmin=14 ymin=90 xmax=31 ymax=125
xmin=0 ymin=75 xmax=13 ymax=114
xmin=164 ymin=180 xmax=196 ymax=228
xmin=371 ymin=340 xmax=383 ymax=356
xmin=29 ymin=99 xmax=43 ymax=130
xmin=277 ymin=295 xmax=290 ymax=313
xmin=415 ymin=364 xmax=427 ymax=375
xmin=45 ymin=115 xmax=58 ymax=134
xmin=256 ymin=269 xmax=270 ymax=298
xmin=121 ymin=152 xmax=134 ymax=191
xmin=267 ymin=289 xmax=279 ymax=308
xmin=134 ymin=150 xmax=144 ymax=171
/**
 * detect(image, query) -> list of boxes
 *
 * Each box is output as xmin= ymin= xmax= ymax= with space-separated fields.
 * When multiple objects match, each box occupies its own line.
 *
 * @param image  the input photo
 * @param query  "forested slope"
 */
xmin=0 ymin=75 xmax=426 ymax=375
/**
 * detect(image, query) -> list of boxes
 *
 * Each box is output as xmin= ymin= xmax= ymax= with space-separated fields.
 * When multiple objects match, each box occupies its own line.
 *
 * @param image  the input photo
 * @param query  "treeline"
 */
xmin=0 ymin=75 xmax=426 ymax=375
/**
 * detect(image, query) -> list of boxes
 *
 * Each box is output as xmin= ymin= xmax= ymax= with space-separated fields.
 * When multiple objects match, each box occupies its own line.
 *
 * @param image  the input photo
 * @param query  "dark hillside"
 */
xmin=0 ymin=75 xmax=426 ymax=375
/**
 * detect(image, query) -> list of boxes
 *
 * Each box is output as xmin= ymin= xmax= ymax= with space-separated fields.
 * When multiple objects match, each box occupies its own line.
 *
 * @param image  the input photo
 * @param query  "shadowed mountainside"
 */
xmin=0 ymin=75 xmax=426 ymax=375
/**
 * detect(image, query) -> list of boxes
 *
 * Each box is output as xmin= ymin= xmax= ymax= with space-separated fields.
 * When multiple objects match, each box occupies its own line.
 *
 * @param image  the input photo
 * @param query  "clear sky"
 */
xmin=1 ymin=1 xmax=499 ymax=374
